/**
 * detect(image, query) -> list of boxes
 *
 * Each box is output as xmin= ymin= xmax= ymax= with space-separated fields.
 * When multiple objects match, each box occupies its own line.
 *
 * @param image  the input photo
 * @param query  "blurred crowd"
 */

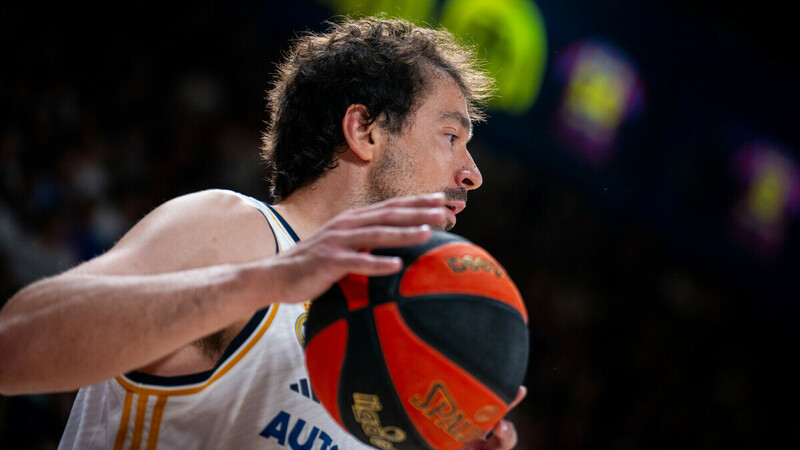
xmin=1 ymin=5 xmax=280 ymax=448
xmin=1 ymin=3 xmax=790 ymax=449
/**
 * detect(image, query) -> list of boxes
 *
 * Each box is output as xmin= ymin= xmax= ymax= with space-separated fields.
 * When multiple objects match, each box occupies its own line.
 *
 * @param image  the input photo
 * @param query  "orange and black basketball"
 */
xmin=304 ymin=231 xmax=529 ymax=450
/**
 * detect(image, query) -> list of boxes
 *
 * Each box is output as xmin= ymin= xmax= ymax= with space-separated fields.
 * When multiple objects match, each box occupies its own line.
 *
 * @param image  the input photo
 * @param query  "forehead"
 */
xmin=415 ymin=76 xmax=471 ymax=130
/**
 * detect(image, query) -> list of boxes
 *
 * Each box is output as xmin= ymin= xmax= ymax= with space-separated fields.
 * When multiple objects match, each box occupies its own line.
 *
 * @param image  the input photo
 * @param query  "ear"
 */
xmin=342 ymin=104 xmax=385 ymax=162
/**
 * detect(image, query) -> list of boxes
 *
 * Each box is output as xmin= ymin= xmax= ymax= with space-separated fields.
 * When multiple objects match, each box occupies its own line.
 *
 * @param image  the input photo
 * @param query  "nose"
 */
xmin=456 ymin=150 xmax=483 ymax=191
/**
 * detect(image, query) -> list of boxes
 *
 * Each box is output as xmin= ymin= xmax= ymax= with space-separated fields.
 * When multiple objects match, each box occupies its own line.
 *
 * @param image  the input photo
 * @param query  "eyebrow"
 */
xmin=440 ymin=111 xmax=473 ymax=140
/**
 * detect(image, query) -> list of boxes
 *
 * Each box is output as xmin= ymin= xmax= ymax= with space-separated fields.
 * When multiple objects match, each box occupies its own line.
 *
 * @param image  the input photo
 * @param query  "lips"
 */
xmin=445 ymin=202 xmax=466 ymax=215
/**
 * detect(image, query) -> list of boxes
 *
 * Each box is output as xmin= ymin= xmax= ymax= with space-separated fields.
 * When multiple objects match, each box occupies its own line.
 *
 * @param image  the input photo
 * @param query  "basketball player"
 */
xmin=0 ymin=17 xmax=526 ymax=449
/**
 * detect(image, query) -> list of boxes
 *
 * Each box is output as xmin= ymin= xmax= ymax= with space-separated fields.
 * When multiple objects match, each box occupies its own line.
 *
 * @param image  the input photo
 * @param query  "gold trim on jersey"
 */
xmin=147 ymin=396 xmax=168 ymax=450
xmin=113 ymin=392 xmax=169 ymax=450
xmin=114 ymin=304 xmax=279 ymax=396
xmin=113 ymin=391 xmax=134 ymax=450
xmin=130 ymin=394 xmax=149 ymax=449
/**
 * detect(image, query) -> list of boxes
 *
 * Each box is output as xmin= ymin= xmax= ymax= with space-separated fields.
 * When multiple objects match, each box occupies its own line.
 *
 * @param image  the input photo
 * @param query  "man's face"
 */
xmin=363 ymin=75 xmax=483 ymax=231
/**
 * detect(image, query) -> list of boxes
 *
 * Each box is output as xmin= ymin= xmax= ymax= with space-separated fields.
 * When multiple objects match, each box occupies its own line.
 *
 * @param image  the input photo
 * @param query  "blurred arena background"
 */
xmin=1 ymin=0 xmax=797 ymax=448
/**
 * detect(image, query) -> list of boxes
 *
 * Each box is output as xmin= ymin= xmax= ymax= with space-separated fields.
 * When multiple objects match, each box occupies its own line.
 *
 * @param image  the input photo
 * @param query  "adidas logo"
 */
xmin=289 ymin=378 xmax=319 ymax=403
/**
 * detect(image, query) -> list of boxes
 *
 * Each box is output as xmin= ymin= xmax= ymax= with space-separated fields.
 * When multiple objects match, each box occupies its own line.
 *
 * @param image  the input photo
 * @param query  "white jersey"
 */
xmin=59 ymin=191 xmax=372 ymax=450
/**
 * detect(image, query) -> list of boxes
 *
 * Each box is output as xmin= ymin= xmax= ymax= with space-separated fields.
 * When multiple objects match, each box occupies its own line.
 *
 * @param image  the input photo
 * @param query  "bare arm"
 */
xmin=0 ymin=263 xmax=255 ymax=394
xmin=0 ymin=190 xmax=446 ymax=395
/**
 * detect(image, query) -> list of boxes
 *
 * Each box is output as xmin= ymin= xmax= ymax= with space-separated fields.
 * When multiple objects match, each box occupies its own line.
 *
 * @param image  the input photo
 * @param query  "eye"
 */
xmin=447 ymin=134 xmax=457 ymax=145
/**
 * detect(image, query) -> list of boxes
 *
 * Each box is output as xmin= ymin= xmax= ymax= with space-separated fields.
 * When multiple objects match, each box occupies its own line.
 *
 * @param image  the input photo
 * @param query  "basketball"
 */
xmin=304 ymin=230 xmax=529 ymax=450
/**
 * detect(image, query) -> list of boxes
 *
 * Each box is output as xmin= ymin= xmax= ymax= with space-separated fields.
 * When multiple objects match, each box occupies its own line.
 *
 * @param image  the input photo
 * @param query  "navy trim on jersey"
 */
xmin=264 ymin=203 xmax=301 ymax=243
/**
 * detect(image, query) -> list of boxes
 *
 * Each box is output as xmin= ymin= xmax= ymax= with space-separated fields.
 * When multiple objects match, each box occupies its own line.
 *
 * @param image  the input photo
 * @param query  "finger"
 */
xmin=508 ymin=385 xmax=527 ymax=410
xmin=336 ymin=225 xmax=433 ymax=249
xmin=350 ymin=196 xmax=443 ymax=218
xmin=334 ymin=252 xmax=404 ymax=276
xmin=334 ymin=207 xmax=447 ymax=230
xmin=365 ymin=192 xmax=446 ymax=210
xmin=461 ymin=419 xmax=518 ymax=450
xmin=486 ymin=420 xmax=517 ymax=450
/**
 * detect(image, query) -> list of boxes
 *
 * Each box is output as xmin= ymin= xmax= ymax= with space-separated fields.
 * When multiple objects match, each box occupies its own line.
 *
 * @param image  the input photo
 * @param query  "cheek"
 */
xmin=416 ymin=154 xmax=452 ymax=189
xmin=400 ymin=137 xmax=454 ymax=189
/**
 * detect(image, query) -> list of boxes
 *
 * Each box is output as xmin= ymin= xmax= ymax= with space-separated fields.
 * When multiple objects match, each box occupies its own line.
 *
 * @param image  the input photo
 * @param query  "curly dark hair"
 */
xmin=260 ymin=15 xmax=495 ymax=203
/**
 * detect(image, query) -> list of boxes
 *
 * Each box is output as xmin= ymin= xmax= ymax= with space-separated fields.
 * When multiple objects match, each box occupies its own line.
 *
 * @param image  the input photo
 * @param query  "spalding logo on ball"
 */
xmin=304 ymin=231 xmax=529 ymax=450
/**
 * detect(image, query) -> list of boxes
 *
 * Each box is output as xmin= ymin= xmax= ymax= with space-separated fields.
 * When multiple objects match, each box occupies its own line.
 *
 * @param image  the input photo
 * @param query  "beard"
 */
xmin=360 ymin=141 xmax=467 ymax=231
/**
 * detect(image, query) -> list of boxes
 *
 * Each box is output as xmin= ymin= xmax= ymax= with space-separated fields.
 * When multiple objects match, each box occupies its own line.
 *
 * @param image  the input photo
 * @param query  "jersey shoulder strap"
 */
xmin=226 ymin=190 xmax=300 ymax=251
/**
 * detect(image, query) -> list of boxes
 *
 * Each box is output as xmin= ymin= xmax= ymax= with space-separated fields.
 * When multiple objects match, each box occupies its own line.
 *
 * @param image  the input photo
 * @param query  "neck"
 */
xmin=270 ymin=160 xmax=367 ymax=240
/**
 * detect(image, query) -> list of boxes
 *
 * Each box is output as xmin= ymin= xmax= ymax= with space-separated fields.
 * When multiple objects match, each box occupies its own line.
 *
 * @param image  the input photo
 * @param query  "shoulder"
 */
xmin=73 ymin=189 xmax=277 ymax=275
xmin=145 ymin=189 xmax=269 ymax=232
